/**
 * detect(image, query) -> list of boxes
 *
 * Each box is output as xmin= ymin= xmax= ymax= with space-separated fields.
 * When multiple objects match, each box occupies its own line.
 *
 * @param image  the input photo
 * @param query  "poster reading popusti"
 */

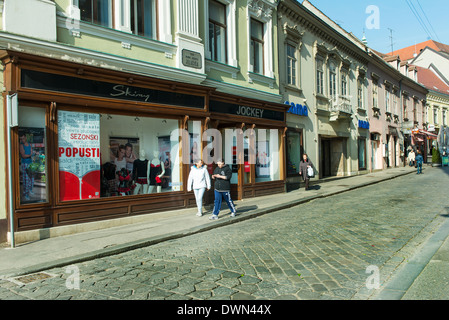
xmin=58 ymin=110 xmax=101 ymax=201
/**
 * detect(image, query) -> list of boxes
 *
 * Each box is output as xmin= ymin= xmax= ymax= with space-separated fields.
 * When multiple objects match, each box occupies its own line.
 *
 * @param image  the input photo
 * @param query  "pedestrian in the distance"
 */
xmin=187 ymin=159 xmax=211 ymax=216
xmin=209 ymin=159 xmax=236 ymax=220
xmin=416 ymin=150 xmax=423 ymax=174
xmin=408 ymin=149 xmax=415 ymax=167
xmin=299 ymin=153 xmax=314 ymax=191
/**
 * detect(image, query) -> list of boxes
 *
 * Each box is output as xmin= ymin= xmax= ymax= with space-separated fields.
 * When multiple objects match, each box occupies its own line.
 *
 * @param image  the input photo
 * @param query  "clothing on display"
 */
xmin=149 ymin=163 xmax=162 ymax=186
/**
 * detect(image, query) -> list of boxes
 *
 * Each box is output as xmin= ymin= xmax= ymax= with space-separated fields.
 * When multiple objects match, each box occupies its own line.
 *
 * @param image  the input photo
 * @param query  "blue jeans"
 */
xmin=212 ymin=190 xmax=236 ymax=216
xmin=417 ymin=163 xmax=422 ymax=174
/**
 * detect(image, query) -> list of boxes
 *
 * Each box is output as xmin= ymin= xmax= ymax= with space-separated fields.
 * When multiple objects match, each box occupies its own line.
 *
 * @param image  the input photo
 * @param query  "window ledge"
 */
xmin=205 ymin=59 xmax=240 ymax=79
xmin=247 ymin=71 xmax=275 ymax=89
xmin=57 ymin=16 xmax=177 ymax=54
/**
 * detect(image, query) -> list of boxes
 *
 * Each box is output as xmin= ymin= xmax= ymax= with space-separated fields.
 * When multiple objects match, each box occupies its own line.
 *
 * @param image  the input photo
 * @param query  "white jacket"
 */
xmin=187 ymin=165 xmax=211 ymax=191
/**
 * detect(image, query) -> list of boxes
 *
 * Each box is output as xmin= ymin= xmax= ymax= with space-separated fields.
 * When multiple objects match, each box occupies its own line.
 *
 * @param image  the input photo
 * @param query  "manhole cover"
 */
xmin=8 ymin=272 xmax=56 ymax=285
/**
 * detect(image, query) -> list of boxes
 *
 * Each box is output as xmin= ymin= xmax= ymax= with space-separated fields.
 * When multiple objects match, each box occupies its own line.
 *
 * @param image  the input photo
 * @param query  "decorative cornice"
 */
xmin=248 ymin=0 xmax=275 ymax=22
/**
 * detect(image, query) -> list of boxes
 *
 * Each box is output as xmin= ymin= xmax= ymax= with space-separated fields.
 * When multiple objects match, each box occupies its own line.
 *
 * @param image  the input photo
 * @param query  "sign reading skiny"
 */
xmin=58 ymin=110 xmax=101 ymax=201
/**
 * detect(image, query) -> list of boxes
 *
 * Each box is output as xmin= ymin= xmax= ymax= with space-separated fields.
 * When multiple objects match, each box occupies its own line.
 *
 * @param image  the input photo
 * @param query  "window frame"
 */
xmin=250 ymin=18 xmax=265 ymax=75
xmin=208 ymin=0 xmax=228 ymax=64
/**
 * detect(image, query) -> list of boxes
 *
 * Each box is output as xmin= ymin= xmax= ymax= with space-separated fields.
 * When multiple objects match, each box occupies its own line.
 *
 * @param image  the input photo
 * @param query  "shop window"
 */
xmin=18 ymin=106 xmax=48 ymax=205
xmin=57 ymin=111 xmax=182 ymax=201
xmin=286 ymin=130 xmax=302 ymax=176
xmin=255 ymin=129 xmax=280 ymax=183
xmin=358 ymin=138 xmax=367 ymax=170
xmin=209 ymin=0 xmax=227 ymax=64
xmin=80 ymin=0 xmax=111 ymax=28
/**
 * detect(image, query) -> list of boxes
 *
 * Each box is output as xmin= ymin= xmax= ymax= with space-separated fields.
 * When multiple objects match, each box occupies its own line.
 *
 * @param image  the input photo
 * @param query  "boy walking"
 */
xmin=209 ymin=159 xmax=236 ymax=220
xmin=416 ymin=150 xmax=423 ymax=174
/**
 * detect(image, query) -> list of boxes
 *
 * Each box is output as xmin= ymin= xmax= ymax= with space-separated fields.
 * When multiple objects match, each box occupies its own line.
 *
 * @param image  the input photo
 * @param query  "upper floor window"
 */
xmin=329 ymin=61 xmax=337 ymax=98
xmin=434 ymin=107 xmax=439 ymax=124
xmin=403 ymin=96 xmax=408 ymax=120
xmin=130 ymin=0 xmax=155 ymax=39
xmin=209 ymin=0 xmax=227 ymax=64
xmin=316 ymin=57 xmax=324 ymax=95
xmin=372 ymin=80 xmax=378 ymax=109
xmin=250 ymin=18 xmax=264 ymax=74
xmin=341 ymin=69 xmax=348 ymax=97
xmin=385 ymin=85 xmax=391 ymax=113
xmin=80 ymin=0 xmax=111 ymax=27
xmin=357 ymin=78 xmax=364 ymax=109
xmin=286 ymin=44 xmax=297 ymax=86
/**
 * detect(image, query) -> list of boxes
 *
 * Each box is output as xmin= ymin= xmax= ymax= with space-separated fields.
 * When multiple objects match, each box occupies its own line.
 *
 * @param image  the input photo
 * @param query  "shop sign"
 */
xmin=285 ymin=101 xmax=308 ymax=117
xmin=58 ymin=110 xmax=101 ymax=201
xmin=21 ymin=69 xmax=205 ymax=109
xmin=358 ymin=120 xmax=370 ymax=129
xmin=209 ymin=100 xmax=284 ymax=122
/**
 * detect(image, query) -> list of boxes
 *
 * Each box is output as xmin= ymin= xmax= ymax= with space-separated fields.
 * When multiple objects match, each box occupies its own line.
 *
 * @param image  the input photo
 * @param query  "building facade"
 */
xmin=278 ymin=0 xmax=370 ymax=184
xmin=0 ymin=0 xmax=287 ymax=243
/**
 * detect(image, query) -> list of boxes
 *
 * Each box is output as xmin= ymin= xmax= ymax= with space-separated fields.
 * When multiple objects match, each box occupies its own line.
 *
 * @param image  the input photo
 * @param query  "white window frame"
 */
xmin=329 ymin=60 xmax=337 ymax=99
xmin=204 ymin=0 xmax=237 ymax=67
xmin=316 ymin=56 xmax=325 ymax=95
xmin=78 ymin=0 xmax=113 ymax=28
xmin=247 ymin=1 xmax=275 ymax=79
xmin=357 ymin=77 xmax=364 ymax=110
xmin=286 ymin=42 xmax=297 ymax=86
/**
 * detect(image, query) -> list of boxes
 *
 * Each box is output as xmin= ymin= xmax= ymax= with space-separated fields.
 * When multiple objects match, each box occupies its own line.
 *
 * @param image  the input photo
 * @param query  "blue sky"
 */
xmin=306 ymin=0 xmax=449 ymax=54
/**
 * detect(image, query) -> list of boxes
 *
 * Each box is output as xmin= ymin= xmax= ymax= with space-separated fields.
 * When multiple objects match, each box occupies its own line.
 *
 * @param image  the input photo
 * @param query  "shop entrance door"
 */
xmin=320 ymin=139 xmax=332 ymax=178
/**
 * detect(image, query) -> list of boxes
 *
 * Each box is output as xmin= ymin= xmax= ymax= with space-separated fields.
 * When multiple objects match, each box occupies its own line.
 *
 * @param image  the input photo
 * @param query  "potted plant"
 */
xmin=432 ymin=147 xmax=442 ymax=167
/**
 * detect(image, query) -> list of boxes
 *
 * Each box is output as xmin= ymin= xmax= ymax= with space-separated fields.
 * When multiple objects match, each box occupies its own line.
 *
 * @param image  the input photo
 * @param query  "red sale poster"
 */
xmin=58 ymin=111 xmax=101 ymax=201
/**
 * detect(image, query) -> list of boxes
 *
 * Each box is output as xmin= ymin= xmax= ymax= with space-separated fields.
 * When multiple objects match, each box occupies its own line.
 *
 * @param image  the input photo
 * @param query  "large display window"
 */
xmin=255 ymin=128 xmax=281 ymax=183
xmin=57 ymin=110 xmax=182 ymax=202
xmin=18 ymin=106 xmax=48 ymax=205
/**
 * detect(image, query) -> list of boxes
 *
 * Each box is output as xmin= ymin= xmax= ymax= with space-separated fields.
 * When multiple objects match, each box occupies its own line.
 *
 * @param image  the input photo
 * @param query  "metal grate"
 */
xmin=8 ymin=272 xmax=56 ymax=285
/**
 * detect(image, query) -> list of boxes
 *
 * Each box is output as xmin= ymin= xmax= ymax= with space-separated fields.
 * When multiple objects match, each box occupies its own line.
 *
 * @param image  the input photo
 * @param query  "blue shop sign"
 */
xmin=358 ymin=120 xmax=370 ymax=129
xmin=285 ymin=101 xmax=308 ymax=117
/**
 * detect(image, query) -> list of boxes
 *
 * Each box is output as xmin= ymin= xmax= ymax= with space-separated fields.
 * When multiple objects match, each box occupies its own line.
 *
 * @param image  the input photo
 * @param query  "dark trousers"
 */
xmin=304 ymin=178 xmax=310 ymax=190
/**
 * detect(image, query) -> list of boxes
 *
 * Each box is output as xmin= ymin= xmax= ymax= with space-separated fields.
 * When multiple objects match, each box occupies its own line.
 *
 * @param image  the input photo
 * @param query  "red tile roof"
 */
xmin=387 ymin=40 xmax=449 ymax=61
xmin=416 ymin=66 xmax=449 ymax=95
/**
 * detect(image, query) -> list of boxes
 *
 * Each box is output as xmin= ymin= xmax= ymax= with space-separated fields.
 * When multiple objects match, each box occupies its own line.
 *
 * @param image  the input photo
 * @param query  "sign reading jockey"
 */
xmin=58 ymin=110 xmax=101 ymax=201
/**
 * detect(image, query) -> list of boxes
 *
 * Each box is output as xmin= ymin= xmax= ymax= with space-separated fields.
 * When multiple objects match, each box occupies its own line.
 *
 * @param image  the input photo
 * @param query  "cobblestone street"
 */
xmin=1 ymin=166 xmax=448 ymax=300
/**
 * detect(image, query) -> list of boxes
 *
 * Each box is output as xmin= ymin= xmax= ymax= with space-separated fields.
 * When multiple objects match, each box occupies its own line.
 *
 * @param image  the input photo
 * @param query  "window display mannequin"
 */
xmin=147 ymin=150 xmax=165 ymax=193
xmin=133 ymin=149 xmax=149 ymax=195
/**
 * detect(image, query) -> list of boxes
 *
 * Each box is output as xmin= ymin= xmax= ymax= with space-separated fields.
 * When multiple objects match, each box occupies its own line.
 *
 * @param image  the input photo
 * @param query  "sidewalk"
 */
xmin=0 ymin=166 xmax=418 ymax=279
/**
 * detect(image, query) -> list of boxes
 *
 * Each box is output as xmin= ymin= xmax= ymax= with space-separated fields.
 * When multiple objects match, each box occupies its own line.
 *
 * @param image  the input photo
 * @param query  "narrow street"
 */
xmin=1 ymin=166 xmax=448 ymax=301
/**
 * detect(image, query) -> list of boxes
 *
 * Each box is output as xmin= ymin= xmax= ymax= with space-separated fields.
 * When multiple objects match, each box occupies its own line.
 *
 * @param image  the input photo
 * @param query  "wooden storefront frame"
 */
xmin=1 ymin=50 xmax=288 ymax=233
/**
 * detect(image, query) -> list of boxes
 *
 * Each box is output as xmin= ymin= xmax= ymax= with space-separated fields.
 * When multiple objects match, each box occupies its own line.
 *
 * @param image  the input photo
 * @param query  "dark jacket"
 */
xmin=213 ymin=164 xmax=232 ymax=192
xmin=299 ymin=158 xmax=313 ymax=181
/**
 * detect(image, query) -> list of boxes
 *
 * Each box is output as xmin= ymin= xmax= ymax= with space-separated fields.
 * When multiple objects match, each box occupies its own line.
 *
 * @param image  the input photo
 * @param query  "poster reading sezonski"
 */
xmin=58 ymin=110 xmax=101 ymax=201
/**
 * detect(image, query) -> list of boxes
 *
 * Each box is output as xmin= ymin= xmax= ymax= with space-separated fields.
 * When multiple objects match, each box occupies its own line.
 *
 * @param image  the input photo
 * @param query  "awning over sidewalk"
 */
xmin=419 ymin=129 xmax=438 ymax=139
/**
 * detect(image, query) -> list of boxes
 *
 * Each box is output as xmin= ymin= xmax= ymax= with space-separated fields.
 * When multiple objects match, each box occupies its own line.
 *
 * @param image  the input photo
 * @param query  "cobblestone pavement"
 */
xmin=1 ymin=166 xmax=448 ymax=300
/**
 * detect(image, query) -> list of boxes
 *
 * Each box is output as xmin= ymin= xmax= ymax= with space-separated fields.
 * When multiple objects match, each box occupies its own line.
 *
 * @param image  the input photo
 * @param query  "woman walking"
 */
xmin=299 ymin=153 xmax=314 ymax=191
xmin=187 ymin=159 xmax=211 ymax=216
